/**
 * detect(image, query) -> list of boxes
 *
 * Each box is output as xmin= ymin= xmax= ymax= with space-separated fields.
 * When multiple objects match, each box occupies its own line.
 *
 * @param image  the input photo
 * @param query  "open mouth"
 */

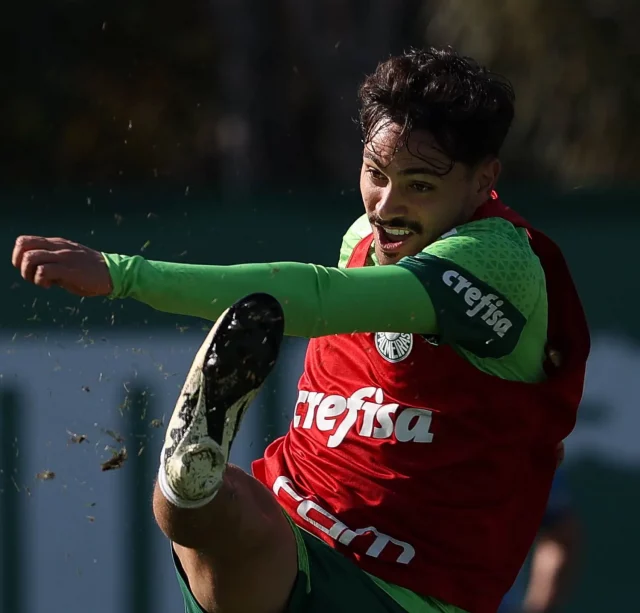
xmin=374 ymin=225 xmax=415 ymax=253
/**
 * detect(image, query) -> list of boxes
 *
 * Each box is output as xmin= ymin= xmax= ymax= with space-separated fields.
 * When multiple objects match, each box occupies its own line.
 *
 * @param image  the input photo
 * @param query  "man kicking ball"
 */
xmin=12 ymin=47 xmax=589 ymax=613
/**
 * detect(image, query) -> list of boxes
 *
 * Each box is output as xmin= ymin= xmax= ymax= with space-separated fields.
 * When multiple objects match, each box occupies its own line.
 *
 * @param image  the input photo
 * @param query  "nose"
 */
xmin=375 ymin=186 xmax=408 ymax=222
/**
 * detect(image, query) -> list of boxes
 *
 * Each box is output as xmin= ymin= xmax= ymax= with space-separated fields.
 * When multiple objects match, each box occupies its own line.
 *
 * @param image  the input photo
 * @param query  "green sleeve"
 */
xmin=103 ymin=254 xmax=437 ymax=338
xmin=396 ymin=217 xmax=546 ymax=360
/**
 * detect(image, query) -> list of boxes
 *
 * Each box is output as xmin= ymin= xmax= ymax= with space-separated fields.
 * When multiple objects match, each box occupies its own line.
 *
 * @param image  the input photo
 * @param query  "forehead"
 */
xmin=363 ymin=122 xmax=453 ymax=174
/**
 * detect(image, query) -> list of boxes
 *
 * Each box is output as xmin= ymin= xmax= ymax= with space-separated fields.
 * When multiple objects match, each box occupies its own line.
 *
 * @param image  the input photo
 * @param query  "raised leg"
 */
xmin=152 ymin=294 xmax=297 ymax=613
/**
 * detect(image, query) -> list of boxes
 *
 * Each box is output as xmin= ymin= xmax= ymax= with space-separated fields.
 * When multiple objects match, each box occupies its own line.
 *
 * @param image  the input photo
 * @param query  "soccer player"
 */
xmin=12 ymin=47 xmax=590 ymax=613
xmin=499 ymin=470 xmax=580 ymax=613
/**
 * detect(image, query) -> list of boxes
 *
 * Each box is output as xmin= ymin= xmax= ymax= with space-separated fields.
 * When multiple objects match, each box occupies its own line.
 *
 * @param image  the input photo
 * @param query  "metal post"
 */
xmin=0 ymin=386 xmax=24 ymax=613
xmin=124 ymin=385 xmax=154 ymax=613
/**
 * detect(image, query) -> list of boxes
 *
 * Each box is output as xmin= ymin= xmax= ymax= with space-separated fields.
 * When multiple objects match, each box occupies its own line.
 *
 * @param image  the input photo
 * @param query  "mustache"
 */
xmin=368 ymin=216 xmax=423 ymax=234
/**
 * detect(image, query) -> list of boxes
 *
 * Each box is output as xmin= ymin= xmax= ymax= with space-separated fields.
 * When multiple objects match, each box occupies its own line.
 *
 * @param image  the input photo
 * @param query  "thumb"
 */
xmin=33 ymin=262 xmax=65 ymax=289
xmin=33 ymin=263 xmax=106 ymax=297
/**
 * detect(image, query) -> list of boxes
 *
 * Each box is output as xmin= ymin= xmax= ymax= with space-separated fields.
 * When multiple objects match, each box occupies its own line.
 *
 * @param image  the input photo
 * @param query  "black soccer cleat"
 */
xmin=158 ymin=293 xmax=284 ymax=506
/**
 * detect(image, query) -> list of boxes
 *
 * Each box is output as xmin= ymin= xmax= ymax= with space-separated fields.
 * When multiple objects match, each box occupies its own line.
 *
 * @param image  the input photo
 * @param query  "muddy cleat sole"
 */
xmin=158 ymin=293 xmax=284 ymax=508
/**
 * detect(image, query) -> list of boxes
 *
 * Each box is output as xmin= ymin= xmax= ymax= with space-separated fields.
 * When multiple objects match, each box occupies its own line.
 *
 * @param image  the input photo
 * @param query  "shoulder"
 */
xmin=395 ymin=216 xmax=546 ymax=359
xmin=338 ymin=214 xmax=372 ymax=268
xmin=414 ymin=217 xmax=545 ymax=316
xmin=427 ymin=217 xmax=539 ymax=274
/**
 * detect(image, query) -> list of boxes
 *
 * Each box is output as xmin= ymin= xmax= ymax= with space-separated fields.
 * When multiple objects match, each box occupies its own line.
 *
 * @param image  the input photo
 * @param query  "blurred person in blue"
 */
xmin=500 ymin=469 xmax=580 ymax=613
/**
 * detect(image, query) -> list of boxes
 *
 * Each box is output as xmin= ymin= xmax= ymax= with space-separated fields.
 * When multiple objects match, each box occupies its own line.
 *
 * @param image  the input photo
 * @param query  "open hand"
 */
xmin=12 ymin=236 xmax=113 ymax=297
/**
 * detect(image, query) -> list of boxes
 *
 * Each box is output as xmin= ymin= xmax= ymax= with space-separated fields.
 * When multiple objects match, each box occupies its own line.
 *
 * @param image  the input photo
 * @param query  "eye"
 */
xmin=365 ymin=167 xmax=387 ymax=182
xmin=410 ymin=182 xmax=435 ymax=193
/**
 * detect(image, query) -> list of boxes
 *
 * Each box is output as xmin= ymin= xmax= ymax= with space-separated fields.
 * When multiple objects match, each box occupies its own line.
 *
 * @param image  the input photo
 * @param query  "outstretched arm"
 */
xmin=12 ymin=228 xmax=532 ymax=357
xmin=104 ymin=254 xmax=436 ymax=337
xmin=11 ymin=236 xmax=436 ymax=337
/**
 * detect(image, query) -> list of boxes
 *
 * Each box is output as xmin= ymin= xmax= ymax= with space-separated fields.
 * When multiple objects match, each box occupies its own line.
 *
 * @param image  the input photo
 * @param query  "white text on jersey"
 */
xmin=293 ymin=386 xmax=434 ymax=448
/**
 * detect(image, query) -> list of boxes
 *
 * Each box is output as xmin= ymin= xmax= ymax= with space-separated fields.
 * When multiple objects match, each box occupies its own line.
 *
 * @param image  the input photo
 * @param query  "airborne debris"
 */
xmin=100 ymin=447 xmax=127 ymax=472
xmin=67 ymin=431 xmax=88 ymax=444
xmin=103 ymin=429 xmax=124 ymax=443
xmin=36 ymin=470 xmax=55 ymax=481
xmin=149 ymin=418 xmax=164 ymax=429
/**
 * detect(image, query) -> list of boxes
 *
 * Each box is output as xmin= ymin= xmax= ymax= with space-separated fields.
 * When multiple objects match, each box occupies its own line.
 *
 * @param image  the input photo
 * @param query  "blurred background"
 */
xmin=1 ymin=1 xmax=639 ymax=612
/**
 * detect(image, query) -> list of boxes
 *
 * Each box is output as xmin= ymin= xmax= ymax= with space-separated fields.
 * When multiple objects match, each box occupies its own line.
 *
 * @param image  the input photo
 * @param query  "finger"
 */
xmin=20 ymin=249 xmax=60 ymax=283
xmin=34 ymin=263 xmax=96 ymax=297
xmin=33 ymin=263 xmax=77 ymax=292
xmin=33 ymin=266 xmax=53 ymax=289
xmin=12 ymin=236 xmax=77 ymax=268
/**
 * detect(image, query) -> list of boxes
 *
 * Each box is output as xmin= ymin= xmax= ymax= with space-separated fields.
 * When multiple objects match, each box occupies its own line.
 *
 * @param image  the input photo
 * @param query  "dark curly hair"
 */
xmin=358 ymin=46 xmax=515 ymax=175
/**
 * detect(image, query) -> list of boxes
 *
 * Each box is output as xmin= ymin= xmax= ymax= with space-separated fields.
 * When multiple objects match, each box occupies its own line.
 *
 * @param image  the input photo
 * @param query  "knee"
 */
xmin=152 ymin=465 xmax=287 ymax=557
xmin=152 ymin=480 xmax=180 ymax=542
xmin=151 ymin=480 xmax=221 ymax=549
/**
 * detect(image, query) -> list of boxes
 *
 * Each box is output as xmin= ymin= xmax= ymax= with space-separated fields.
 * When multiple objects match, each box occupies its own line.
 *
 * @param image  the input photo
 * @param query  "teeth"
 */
xmin=384 ymin=227 xmax=411 ymax=237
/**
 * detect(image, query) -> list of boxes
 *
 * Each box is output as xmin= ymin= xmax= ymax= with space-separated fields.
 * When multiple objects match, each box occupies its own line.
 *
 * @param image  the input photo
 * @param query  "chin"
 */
xmin=376 ymin=249 xmax=403 ymax=266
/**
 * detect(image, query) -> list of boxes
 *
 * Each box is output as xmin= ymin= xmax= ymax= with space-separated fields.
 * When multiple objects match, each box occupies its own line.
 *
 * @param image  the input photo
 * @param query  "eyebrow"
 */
xmin=363 ymin=151 xmax=441 ymax=178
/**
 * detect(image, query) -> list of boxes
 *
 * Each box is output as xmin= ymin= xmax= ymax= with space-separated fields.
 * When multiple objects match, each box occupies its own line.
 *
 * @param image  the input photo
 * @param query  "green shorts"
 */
xmin=285 ymin=517 xmax=409 ymax=612
xmin=175 ymin=515 xmax=456 ymax=613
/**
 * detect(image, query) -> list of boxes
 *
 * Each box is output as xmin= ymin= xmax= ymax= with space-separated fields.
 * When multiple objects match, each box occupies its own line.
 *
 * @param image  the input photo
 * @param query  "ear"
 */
xmin=475 ymin=158 xmax=501 ymax=202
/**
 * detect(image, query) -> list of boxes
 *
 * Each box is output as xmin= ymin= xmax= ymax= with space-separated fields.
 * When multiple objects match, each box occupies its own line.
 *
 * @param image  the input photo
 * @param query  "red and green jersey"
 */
xmin=253 ymin=199 xmax=587 ymax=613
xmin=103 ymin=195 xmax=589 ymax=613
xmin=338 ymin=212 xmax=548 ymax=382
